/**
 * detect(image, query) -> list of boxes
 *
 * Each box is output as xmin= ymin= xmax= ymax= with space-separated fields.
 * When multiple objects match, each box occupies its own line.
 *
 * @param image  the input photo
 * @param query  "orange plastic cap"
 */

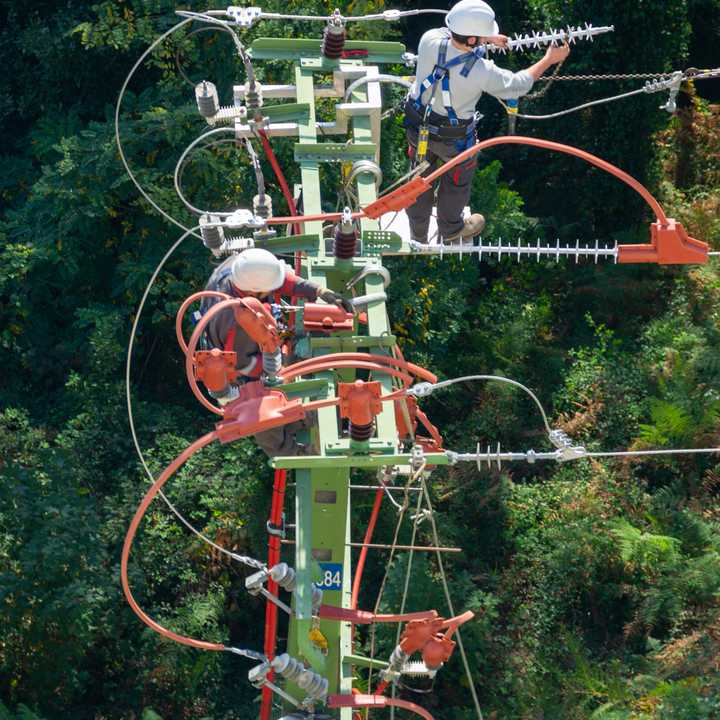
xmin=195 ymin=349 xmax=237 ymax=392
xmin=303 ymin=303 xmax=354 ymax=332
xmin=339 ymin=380 xmax=383 ymax=426
xmin=618 ymin=219 xmax=708 ymax=265
xmin=214 ymin=382 xmax=305 ymax=443
xmin=232 ymin=297 xmax=281 ymax=353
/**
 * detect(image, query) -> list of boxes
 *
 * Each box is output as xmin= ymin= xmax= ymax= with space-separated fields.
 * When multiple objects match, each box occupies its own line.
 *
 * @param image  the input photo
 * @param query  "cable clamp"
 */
xmin=228 ymin=647 xmax=267 ymax=662
xmin=407 ymin=382 xmax=434 ymax=398
xmin=227 ymin=5 xmax=262 ymax=27
xmin=410 ymin=444 xmax=426 ymax=471
xmin=245 ymin=568 xmax=270 ymax=595
xmin=247 ymin=660 xmax=272 ymax=687
xmin=411 ymin=508 xmax=433 ymax=525
xmin=660 ymin=71 xmax=684 ymax=113
xmin=554 ymin=445 xmax=587 ymax=462
xmin=224 ymin=209 xmax=267 ymax=229
xmin=383 ymin=9 xmax=402 ymax=21
xmin=402 ymin=52 xmax=418 ymax=67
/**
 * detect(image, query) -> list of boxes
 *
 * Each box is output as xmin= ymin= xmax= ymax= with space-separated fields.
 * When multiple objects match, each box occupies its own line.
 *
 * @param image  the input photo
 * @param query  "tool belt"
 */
xmin=403 ymin=100 xmax=475 ymax=140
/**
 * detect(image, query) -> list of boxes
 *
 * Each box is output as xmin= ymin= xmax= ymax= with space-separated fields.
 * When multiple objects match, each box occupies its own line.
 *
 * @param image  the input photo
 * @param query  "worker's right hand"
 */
xmin=319 ymin=288 xmax=354 ymax=314
xmin=544 ymin=42 xmax=570 ymax=65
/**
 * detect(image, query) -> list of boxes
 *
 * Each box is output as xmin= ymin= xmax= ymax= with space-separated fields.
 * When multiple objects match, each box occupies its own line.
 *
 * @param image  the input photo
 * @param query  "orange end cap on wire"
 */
xmin=618 ymin=219 xmax=709 ymax=265
xmin=303 ymin=303 xmax=355 ymax=332
xmin=362 ymin=176 xmax=431 ymax=219
xmin=338 ymin=380 xmax=383 ymax=426
xmin=214 ymin=382 xmax=305 ymax=443
xmin=195 ymin=349 xmax=237 ymax=393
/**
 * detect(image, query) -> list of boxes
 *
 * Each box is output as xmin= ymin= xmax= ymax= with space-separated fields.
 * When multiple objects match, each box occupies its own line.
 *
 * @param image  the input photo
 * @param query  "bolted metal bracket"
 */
xmin=227 ymin=5 xmax=262 ymax=27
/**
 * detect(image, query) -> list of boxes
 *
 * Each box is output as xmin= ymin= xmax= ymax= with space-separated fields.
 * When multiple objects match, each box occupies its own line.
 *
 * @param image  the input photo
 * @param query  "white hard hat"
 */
xmin=230 ymin=248 xmax=286 ymax=293
xmin=445 ymin=0 xmax=499 ymax=37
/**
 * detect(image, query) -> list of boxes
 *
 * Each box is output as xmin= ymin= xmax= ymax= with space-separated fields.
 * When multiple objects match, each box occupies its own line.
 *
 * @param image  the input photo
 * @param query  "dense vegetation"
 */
xmin=1 ymin=1 xmax=719 ymax=718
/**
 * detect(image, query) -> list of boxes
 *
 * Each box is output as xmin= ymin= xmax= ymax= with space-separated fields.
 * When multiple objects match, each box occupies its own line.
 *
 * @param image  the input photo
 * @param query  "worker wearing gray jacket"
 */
xmin=200 ymin=248 xmax=351 ymax=456
xmin=405 ymin=0 xmax=570 ymax=244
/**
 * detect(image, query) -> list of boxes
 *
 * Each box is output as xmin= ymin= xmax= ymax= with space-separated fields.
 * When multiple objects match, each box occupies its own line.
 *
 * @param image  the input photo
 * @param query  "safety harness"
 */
xmin=407 ymin=31 xmax=485 ymax=159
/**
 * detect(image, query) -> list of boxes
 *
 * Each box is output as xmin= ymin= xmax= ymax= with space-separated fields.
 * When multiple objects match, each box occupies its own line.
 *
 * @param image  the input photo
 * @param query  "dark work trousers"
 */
xmin=406 ymin=127 xmax=478 ymax=242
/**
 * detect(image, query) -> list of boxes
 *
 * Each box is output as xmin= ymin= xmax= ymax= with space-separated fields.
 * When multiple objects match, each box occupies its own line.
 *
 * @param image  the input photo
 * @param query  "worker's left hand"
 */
xmin=319 ymin=288 xmax=354 ymax=314
xmin=485 ymin=34 xmax=509 ymax=49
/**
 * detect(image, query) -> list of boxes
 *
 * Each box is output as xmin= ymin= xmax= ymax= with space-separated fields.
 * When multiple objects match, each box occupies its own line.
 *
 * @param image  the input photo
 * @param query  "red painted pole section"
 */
xmin=260 ymin=468 xmax=287 ymax=720
xmin=257 ymin=129 xmax=301 ymax=240
xmin=351 ymin=487 xmax=384 ymax=610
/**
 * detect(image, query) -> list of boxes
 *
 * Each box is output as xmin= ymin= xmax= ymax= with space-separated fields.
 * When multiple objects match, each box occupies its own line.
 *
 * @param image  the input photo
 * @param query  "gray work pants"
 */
xmin=406 ymin=128 xmax=478 ymax=242
xmin=254 ymin=409 xmax=317 ymax=458
xmin=255 ymin=421 xmax=305 ymax=458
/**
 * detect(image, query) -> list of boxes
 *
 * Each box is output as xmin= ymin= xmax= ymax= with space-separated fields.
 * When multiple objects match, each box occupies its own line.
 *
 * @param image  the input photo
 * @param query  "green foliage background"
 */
xmin=1 ymin=0 xmax=719 ymax=718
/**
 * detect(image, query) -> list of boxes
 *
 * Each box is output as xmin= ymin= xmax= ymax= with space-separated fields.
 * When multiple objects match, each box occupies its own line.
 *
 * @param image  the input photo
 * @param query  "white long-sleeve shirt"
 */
xmin=409 ymin=28 xmax=534 ymax=120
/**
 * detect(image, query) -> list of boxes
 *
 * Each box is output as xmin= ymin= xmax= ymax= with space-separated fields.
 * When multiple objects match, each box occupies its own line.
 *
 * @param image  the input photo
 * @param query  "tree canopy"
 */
xmin=1 ymin=1 xmax=720 ymax=718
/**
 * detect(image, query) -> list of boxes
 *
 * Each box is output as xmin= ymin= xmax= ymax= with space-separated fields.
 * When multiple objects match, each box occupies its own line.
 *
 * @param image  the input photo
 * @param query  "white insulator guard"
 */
xmin=195 ymin=80 xmax=220 ymax=118
xmin=269 ymin=563 xmax=324 ymax=611
xmin=271 ymin=654 xmax=328 ymax=700
xmin=199 ymin=214 xmax=225 ymax=254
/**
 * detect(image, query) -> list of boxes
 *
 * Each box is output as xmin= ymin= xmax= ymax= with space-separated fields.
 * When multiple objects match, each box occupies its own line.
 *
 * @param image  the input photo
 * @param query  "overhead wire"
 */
xmin=174 ymin=126 xmax=245 ymax=216
xmin=498 ymin=66 xmax=720 ymax=121
xmin=115 ymin=17 xmax=202 ymax=240
xmin=388 ymin=470 xmax=425 ymax=718
xmin=175 ymin=25 xmax=235 ymax=87
xmin=495 ymin=85 xmax=654 ymax=121
xmin=420 ymin=375 xmax=553 ymax=436
xmin=121 ymin=426 xmax=267 ymax=658
xmin=344 ymin=74 xmax=413 ymax=102
xmin=366 ymin=462 xmax=426 ymax=706
xmin=222 ymin=8 xmax=448 ymax=23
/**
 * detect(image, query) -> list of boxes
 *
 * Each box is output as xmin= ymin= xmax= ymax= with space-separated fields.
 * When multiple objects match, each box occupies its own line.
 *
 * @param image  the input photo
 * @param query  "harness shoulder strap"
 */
xmin=414 ymin=38 xmax=486 ymax=122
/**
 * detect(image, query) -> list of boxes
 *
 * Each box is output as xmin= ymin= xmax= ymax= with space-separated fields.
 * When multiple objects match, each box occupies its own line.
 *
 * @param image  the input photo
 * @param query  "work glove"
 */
xmin=319 ymin=288 xmax=354 ymax=314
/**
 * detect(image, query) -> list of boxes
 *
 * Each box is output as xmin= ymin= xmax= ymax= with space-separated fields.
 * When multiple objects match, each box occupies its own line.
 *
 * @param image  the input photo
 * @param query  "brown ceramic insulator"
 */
xmin=333 ymin=226 xmax=357 ymax=258
xmin=322 ymin=26 xmax=346 ymax=59
xmin=349 ymin=421 xmax=374 ymax=442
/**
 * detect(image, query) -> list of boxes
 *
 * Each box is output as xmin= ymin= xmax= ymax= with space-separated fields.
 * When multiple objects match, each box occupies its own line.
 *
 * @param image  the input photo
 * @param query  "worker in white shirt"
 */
xmin=405 ymin=0 xmax=570 ymax=243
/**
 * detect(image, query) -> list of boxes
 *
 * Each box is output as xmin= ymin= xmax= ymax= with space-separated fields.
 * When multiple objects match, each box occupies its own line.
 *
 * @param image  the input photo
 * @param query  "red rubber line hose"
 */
xmin=121 ymin=431 xmax=224 ymax=651
xmin=264 ymin=136 xmax=670 ymax=226
xmin=257 ymin=129 xmax=301 ymax=239
xmin=175 ymin=290 xmax=232 ymax=356
xmin=351 ymin=487 xmax=384 ymax=610
xmin=260 ymin=467 xmax=287 ymax=720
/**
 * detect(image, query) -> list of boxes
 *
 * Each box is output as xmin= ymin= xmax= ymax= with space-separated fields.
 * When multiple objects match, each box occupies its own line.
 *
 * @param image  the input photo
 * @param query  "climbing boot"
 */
xmin=444 ymin=213 xmax=485 ymax=244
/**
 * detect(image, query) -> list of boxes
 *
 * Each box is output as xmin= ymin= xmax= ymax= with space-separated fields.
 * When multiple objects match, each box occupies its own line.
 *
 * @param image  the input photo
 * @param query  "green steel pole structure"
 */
xmin=247 ymin=38 xmax=410 ymax=718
